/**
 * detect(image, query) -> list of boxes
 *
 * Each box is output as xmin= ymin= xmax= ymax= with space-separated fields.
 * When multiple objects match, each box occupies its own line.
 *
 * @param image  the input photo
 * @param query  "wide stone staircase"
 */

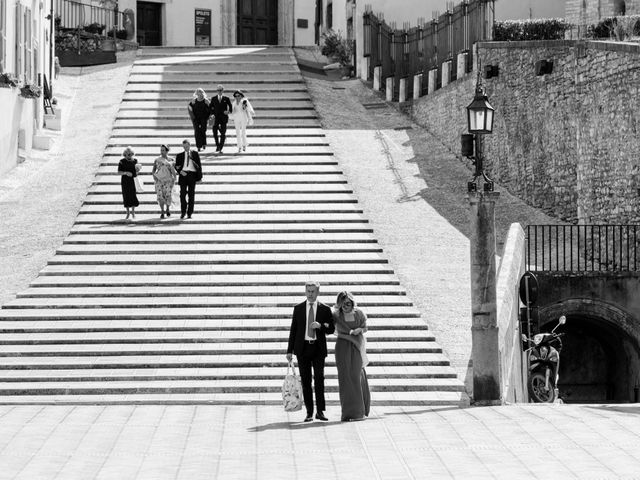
xmin=0 ymin=47 xmax=468 ymax=406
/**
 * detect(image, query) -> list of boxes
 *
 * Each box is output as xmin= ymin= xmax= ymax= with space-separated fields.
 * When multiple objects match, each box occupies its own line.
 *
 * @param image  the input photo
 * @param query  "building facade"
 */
xmin=116 ymin=0 xmax=318 ymax=47
xmin=566 ymin=0 xmax=639 ymax=26
xmin=0 ymin=0 xmax=54 ymax=174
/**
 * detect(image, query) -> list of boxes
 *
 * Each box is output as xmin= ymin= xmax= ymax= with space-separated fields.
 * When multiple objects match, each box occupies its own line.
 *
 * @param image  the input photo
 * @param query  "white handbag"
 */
xmin=282 ymin=361 xmax=303 ymax=412
xmin=134 ymin=176 xmax=145 ymax=193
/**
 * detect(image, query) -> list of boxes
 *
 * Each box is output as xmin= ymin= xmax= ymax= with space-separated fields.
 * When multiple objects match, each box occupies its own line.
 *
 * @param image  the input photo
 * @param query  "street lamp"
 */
xmin=462 ymin=85 xmax=495 ymax=192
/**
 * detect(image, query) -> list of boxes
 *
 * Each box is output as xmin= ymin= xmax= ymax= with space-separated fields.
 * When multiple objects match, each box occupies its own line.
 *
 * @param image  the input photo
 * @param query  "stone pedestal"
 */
xmin=413 ymin=73 xmax=422 ymax=99
xmin=398 ymin=77 xmax=407 ymax=103
xmin=373 ymin=66 xmax=382 ymax=91
xmin=468 ymin=191 xmax=502 ymax=403
xmin=457 ymin=51 xmax=469 ymax=79
xmin=361 ymin=56 xmax=370 ymax=81
xmin=45 ymin=113 xmax=61 ymax=131
xmin=427 ymin=68 xmax=437 ymax=94
xmin=385 ymin=77 xmax=394 ymax=102
xmin=441 ymin=60 xmax=452 ymax=87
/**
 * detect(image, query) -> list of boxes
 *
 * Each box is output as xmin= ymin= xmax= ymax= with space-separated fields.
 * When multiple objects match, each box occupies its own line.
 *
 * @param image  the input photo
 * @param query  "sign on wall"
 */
xmin=195 ymin=9 xmax=211 ymax=46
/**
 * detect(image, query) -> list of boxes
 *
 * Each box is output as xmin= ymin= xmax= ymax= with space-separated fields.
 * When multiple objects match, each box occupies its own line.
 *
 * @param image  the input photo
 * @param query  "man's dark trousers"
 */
xmin=179 ymin=171 xmax=197 ymax=216
xmin=212 ymin=118 xmax=228 ymax=150
xmin=297 ymin=342 xmax=325 ymax=416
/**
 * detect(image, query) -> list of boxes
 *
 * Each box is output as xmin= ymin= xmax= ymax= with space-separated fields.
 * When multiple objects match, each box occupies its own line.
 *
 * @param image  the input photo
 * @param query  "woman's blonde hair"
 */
xmin=193 ymin=88 xmax=208 ymax=100
xmin=335 ymin=291 xmax=356 ymax=309
xmin=122 ymin=146 xmax=134 ymax=156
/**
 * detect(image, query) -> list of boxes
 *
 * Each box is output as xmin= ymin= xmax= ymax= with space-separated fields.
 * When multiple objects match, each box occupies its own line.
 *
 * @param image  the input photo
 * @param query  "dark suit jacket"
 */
xmin=287 ymin=301 xmax=335 ymax=358
xmin=175 ymin=150 xmax=202 ymax=182
xmin=210 ymin=95 xmax=233 ymax=122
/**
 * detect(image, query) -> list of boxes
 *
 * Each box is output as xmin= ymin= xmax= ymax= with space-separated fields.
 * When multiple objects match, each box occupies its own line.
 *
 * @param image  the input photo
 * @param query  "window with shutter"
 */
xmin=15 ymin=2 xmax=23 ymax=79
xmin=25 ymin=7 xmax=32 ymax=81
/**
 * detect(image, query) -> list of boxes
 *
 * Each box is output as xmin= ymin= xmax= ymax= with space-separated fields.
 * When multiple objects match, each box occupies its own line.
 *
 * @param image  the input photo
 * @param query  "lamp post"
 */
xmin=463 ymin=85 xmax=502 ymax=404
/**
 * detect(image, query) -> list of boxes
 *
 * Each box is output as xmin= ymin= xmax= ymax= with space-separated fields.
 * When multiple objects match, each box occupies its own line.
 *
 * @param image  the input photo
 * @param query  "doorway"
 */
xmin=236 ymin=0 xmax=278 ymax=45
xmin=137 ymin=1 xmax=162 ymax=46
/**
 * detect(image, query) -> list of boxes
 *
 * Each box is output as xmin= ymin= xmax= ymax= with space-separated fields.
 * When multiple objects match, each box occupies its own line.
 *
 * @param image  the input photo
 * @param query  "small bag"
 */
xmin=282 ymin=361 xmax=303 ymax=412
xmin=134 ymin=176 xmax=145 ymax=193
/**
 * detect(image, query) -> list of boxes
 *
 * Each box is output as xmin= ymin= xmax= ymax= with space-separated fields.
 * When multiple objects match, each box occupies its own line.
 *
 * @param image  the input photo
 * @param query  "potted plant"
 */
xmin=20 ymin=84 xmax=42 ymax=99
xmin=0 ymin=72 xmax=19 ymax=88
xmin=320 ymin=30 xmax=354 ymax=77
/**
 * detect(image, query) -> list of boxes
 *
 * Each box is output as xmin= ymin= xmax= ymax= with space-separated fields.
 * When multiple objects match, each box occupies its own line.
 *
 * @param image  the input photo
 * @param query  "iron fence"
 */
xmin=526 ymin=224 xmax=640 ymax=272
xmin=363 ymin=0 xmax=494 ymax=99
xmin=55 ymin=0 xmax=125 ymax=35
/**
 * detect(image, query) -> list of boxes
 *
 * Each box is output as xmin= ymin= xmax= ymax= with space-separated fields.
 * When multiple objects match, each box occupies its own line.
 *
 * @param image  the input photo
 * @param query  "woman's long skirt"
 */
xmin=335 ymin=337 xmax=371 ymax=421
xmin=121 ymin=176 xmax=139 ymax=208
xmin=154 ymin=180 xmax=175 ymax=206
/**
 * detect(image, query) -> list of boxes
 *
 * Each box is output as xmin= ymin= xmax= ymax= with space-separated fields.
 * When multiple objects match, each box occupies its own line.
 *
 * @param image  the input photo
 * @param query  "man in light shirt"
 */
xmin=286 ymin=281 xmax=335 ymax=422
xmin=175 ymin=139 xmax=203 ymax=219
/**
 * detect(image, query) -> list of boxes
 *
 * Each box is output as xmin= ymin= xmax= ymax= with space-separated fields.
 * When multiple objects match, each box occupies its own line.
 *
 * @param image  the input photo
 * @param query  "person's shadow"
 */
xmin=247 ymin=420 xmax=343 ymax=432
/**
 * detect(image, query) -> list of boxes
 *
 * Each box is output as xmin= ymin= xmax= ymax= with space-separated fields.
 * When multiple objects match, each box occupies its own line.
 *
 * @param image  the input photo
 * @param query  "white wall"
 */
xmin=293 ymin=0 xmax=315 ymax=45
xmin=0 ymin=0 xmax=52 ymax=174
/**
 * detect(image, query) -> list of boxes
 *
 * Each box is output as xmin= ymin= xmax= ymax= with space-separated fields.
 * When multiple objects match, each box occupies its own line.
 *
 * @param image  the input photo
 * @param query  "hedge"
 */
xmin=493 ymin=19 xmax=571 ymax=41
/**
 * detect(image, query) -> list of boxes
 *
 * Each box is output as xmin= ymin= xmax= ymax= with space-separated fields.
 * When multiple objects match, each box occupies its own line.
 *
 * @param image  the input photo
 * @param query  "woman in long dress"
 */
xmin=151 ymin=144 xmax=177 ymax=219
xmin=229 ymin=90 xmax=255 ymax=153
xmin=117 ymin=146 xmax=141 ymax=220
xmin=333 ymin=291 xmax=371 ymax=421
xmin=188 ymin=88 xmax=211 ymax=152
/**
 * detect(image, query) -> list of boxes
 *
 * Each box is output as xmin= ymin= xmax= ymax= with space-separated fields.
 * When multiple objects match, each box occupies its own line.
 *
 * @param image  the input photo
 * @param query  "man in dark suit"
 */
xmin=175 ymin=139 xmax=202 ymax=219
xmin=286 ymin=281 xmax=335 ymax=422
xmin=209 ymin=84 xmax=233 ymax=154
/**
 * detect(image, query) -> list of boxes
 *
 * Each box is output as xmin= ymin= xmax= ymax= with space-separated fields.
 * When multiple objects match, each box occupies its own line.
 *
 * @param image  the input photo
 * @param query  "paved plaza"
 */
xmin=1 ymin=49 xmax=639 ymax=478
xmin=1 ymin=404 xmax=640 ymax=479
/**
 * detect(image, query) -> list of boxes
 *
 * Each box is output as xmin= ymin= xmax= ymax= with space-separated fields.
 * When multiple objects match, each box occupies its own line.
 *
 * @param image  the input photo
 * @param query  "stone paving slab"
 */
xmin=0 ymin=404 xmax=639 ymax=479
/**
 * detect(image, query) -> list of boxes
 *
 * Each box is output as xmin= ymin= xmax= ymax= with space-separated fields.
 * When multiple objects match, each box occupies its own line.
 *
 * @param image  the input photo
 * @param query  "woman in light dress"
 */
xmin=332 ymin=291 xmax=371 ymax=421
xmin=229 ymin=90 xmax=255 ymax=153
xmin=150 ymin=144 xmax=177 ymax=219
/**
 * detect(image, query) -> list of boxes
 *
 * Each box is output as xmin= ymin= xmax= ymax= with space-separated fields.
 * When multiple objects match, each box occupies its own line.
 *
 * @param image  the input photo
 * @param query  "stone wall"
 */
xmin=566 ymin=0 xmax=640 ymax=27
xmin=408 ymin=39 xmax=640 ymax=224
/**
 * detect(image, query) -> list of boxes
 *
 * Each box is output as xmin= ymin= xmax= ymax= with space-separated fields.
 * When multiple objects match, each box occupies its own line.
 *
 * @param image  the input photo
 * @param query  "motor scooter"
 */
xmin=522 ymin=315 xmax=566 ymax=403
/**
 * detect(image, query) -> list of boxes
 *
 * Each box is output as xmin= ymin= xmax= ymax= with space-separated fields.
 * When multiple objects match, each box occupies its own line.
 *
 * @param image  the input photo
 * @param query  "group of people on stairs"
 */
xmin=117 ymin=84 xmax=255 ymax=220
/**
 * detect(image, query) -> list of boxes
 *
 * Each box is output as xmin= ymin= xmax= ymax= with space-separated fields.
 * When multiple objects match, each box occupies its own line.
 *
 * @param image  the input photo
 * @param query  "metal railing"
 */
xmin=526 ymin=225 xmax=640 ymax=272
xmin=55 ymin=0 xmax=125 ymax=35
xmin=363 ymin=0 xmax=494 ymax=99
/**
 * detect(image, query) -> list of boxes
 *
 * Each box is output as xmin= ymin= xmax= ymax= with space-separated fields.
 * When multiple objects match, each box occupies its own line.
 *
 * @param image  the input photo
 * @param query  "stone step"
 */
xmin=90 ymin=181 xmax=350 ymax=192
xmin=128 ymin=74 xmax=303 ymax=82
xmin=0 ymin=318 xmax=425 ymax=333
xmin=46 ymin=251 xmax=385 ymax=265
xmin=0 ymin=391 xmax=469 ymax=406
xmin=0 ymin=340 xmax=440 ymax=356
xmin=122 ymin=91 xmax=311 ymax=100
xmin=108 ymin=136 xmax=324 ymax=146
xmin=68 ymin=222 xmax=370 ymax=233
xmin=99 ymin=159 xmax=339 ymax=169
xmin=0 ymin=365 xmax=455 ymax=380
xmin=119 ymin=101 xmax=315 ymax=110
xmin=0 ymin=329 xmax=429 ymax=344
xmin=62 ymin=231 xmax=375 ymax=243
xmin=0 ymin=378 xmax=465 ymax=396
xmin=3 ymin=294 xmax=410 ymax=309
xmin=28 ymin=272 xmax=400 ymax=287
xmin=74 ymin=210 xmax=364 ymax=222
xmin=94 ymin=173 xmax=344 ymax=183
xmin=131 ymin=64 xmax=298 ymax=72
xmin=125 ymin=83 xmax=306 ymax=92
xmin=78 ymin=204 xmax=360 ymax=214
xmin=110 ymin=127 xmax=324 ymax=137
xmin=56 ymin=243 xmax=379 ymax=254
xmin=16 ymin=284 xmax=405 ymax=298
xmin=116 ymin=110 xmax=318 ymax=120
xmin=81 ymin=195 xmax=357 ymax=205
xmin=114 ymin=120 xmax=322 ymax=129
xmin=0 ymin=352 xmax=450 ymax=368
xmin=0 ymin=305 xmax=421 ymax=319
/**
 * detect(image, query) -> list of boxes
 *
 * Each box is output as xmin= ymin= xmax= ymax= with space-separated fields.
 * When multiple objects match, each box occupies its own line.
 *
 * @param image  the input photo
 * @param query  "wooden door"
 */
xmin=237 ymin=0 xmax=278 ymax=45
xmin=137 ymin=1 xmax=162 ymax=46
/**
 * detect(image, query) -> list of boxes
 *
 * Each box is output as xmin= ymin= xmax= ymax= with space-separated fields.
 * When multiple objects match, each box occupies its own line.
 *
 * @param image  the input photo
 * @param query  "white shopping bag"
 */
xmin=282 ymin=361 xmax=303 ymax=412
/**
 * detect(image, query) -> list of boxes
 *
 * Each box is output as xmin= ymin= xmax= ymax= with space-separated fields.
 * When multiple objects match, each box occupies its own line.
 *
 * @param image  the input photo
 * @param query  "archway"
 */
xmin=614 ymin=0 xmax=627 ymax=16
xmin=540 ymin=299 xmax=640 ymax=403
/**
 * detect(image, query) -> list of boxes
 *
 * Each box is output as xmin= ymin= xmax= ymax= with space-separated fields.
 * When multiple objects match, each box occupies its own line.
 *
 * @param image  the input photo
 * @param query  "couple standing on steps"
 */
xmin=286 ymin=281 xmax=371 ymax=423
xmin=188 ymin=84 xmax=255 ymax=154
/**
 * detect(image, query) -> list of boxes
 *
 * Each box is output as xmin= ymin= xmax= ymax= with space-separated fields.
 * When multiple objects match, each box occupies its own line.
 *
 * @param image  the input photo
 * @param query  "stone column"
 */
xmin=413 ymin=73 xmax=422 ymax=99
xmin=398 ymin=77 xmax=407 ymax=103
xmin=468 ymin=190 xmax=502 ymax=404
xmin=427 ymin=68 xmax=437 ymax=94
xmin=373 ymin=66 xmax=382 ymax=91
xmin=441 ymin=60 xmax=452 ymax=87
xmin=385 ymin=77 xmax=394 ymax=102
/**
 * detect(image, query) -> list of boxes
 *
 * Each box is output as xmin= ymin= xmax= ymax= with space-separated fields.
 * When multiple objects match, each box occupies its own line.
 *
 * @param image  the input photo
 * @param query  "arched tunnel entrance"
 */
xmin=540 ymin=300 xmax=640 ymax=403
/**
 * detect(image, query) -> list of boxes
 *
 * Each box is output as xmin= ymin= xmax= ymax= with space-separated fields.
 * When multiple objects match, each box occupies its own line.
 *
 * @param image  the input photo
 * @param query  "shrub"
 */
xmin=106 ymin=27 xmax=128 ymax=40
xmin=84 ymin=22 xmax=105 ymax=35
xmin=493 ymin=19 xmax=571 ymax=41
xmin=587 ymin=15 xmax=640 ymax=40
xmin=320 ymin=29 xmax=353 ymax=66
